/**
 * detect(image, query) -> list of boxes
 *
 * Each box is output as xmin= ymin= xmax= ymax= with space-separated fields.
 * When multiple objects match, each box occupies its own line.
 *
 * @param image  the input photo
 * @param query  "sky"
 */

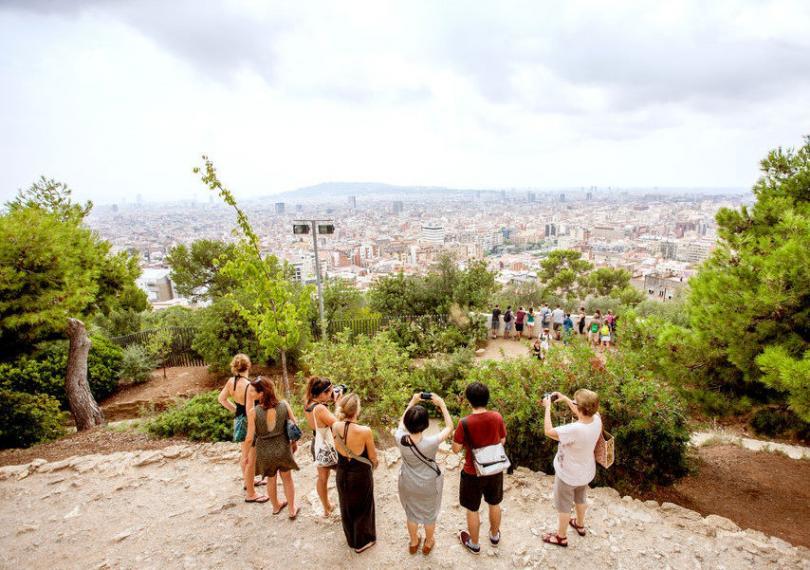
xmin=1 ymin=0 xmax=809 ymax=204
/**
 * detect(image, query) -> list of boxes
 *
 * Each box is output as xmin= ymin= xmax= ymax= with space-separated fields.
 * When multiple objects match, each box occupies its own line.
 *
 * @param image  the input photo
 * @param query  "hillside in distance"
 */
xmin=266 ymin=181 xmax=478 ymax=202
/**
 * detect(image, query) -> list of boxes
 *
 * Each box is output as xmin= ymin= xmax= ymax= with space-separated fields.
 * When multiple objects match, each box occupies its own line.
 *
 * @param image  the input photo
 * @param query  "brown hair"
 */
xmin=336 ymin=393 xmax=360 ymax=421
xmin=230 ymin=353 xmax=251 ymax=375
xmin=574 ymin=389 xmax=599 ymax=417
xmin=305 ymin=376 xmax=331 ymax=402
xmin=253 ymin=377 xmax=280 ymax=410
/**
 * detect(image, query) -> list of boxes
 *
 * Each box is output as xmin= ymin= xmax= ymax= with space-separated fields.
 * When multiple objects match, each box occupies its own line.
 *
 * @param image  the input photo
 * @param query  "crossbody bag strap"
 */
xmin=406 ymin=436 xmax=440 ymax=476
xmin=334 ymin=423 xmax=372 ymax=467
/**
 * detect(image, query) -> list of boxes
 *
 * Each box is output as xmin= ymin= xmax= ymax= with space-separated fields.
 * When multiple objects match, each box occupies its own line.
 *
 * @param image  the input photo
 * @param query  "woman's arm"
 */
xmin=245 ymin=408 xmax=257 ymax=445
xmin=316 ymin=403 xmax=338 ymax=427
xmin=543 ymin=395 xmax=559 ymax=440
xmin=245 ymin=385 xmax=256 ymax=413
xmin=365 ymin=428 xmax=379 ymax=469
xmin=285 ymin=400 xmax=297 ymax=423
xmin=218 ymin=384 xmax=235 ymax=413
xmin=398 ymin=393 xmax=421 ymax=432
xmin=433 ymin=395 xmax=454 ymax=440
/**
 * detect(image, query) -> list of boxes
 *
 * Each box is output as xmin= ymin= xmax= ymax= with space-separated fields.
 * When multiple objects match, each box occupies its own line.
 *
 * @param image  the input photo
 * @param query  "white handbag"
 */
xmin=311 ymin=405 xmax=338 ymax=467
xmin=461 ymin=418 xmax=511 ymax=476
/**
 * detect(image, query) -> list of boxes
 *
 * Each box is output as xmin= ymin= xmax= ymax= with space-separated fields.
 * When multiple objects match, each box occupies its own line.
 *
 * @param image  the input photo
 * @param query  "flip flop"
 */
xmin=288 ymin=505 xmax=301 ymax=520
xmin=244 ymin=495 xmax=269 ymax=504
xmin=254 ymin=478 xmax=267 ymax=487
xmin=272 ymin=501 xmax=288 ymax=515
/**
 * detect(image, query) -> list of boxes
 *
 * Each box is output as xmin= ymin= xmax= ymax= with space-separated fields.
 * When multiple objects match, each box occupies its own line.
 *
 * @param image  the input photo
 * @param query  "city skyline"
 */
xmin=2 ymin=1 xmax=809 ymax=204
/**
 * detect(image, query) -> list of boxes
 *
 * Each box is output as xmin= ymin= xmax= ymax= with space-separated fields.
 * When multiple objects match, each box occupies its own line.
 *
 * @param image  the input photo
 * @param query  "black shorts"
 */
xmin=459 ymin=470 xmax=504 ymax=511
xmin=515 ymin=323 xmax=524 ymax=332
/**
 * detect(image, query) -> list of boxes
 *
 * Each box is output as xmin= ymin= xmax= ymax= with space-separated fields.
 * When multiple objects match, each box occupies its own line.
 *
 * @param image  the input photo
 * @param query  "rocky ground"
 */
xmin=2 ymin=442 xmax=808 ymax=570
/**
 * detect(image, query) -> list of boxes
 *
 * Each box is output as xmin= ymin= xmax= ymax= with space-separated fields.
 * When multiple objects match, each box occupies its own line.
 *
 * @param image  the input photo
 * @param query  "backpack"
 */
xmin=504 ymin=311 xmax=512 ymax=323
xmin=600 ymin=324 xmax=610 ymax=335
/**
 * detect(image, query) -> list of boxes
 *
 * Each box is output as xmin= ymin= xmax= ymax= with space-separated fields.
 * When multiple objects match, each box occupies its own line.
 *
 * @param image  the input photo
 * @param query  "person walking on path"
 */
xmin=396 ymin=392 xmax=454 ymax=555
xmin=490 ymin=305 xmax=501 ymax=339
xmin=577 ymin=307 xmax=587 ymax=335
xmin=243 ymin=378 xmax=300 ymax=516
xmin=563 ymin=313 xmax=574 ymax=345
xmin=551 ymin=304 xmax=565 ymax=341
xmin=541 ymin=389 xmax=602 ymax=548
xmin=332 ymin=393 xmax=379 ymax=553
xmin=453 ymin=382 xmax=508 ymax=555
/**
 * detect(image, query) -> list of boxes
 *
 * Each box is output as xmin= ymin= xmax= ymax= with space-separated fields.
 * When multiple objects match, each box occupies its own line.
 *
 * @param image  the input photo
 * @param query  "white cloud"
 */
xmin=1 ymin=0 xmax=809 ymax=203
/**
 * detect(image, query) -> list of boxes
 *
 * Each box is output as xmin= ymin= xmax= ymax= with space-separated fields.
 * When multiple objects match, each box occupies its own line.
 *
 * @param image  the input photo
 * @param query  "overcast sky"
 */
xmin=1 ymin=1 xmax=809 ymax=204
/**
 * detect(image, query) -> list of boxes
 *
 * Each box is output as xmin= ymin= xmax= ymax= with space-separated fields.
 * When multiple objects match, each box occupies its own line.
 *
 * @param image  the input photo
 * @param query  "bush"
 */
xmin=0 ymin=390 xmax=66 ymax=448
xmin=300 ymin=331 xmax=412 ymax=426
xmin=750 ymin=407 xmax=810 ymax=440
xmin=119 ymin=345 xmax=156 ymax=384
xmin=145 ymin=391 xmax=232 ymax=441
xmin=411 ymin=349 xmax=475 ymax=416
xmin=462 ymin=343 xmax=690 ymax=491
xmin=0 ymin=335 xmax=124 ymax=407
xmin=191 ymin=298 xmax=264 ymax=372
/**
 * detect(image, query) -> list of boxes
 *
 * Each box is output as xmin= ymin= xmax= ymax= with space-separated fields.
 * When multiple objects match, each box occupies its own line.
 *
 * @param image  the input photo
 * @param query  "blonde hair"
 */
xmin=230 ymin=353 xmax=251 ymax=375
xmin=574 ymin=389 xmax=599 ymax=417
xmin=336 ymin=393 xmax=360 ymax=421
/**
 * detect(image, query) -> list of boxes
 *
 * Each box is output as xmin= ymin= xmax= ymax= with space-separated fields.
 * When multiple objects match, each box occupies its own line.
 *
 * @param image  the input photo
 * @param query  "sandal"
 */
xmin=422 ymin=538 xmax=434 ymax=555
xmin=254 ymin=478 xmax=267 ymax=487
xmin=288 ymin=505 xmax=301 ymax=520
xmin=408 ymin=536 xmax=422 ymax=555
xmin=542 ymin=533 xmax=568 ymax=547
xmin=569 ymin=519 xmax=586 ymax=537
xmin=244 ymin=495 xmax=269 ymax=504
xmin=272 ymin=501 xmax=288 ymax=515
xmin=355 ymin=541 xmax=376 ymax=554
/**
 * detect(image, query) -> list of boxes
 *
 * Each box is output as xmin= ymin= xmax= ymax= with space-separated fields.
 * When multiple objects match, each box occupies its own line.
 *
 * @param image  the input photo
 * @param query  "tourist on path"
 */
xmin=503 ymin=306 xmax=514 ymax=338
xmin=217 ymin=354 xmax=262 ymax=488
xmin=563 ymin=313 xmax=574 ymax=345
xmin=332 ymin=393 xmax=379 ymax=553
xmin=540 ymin=303 xmax=551 ymax=331
xmin=303 ymin=377 xmax=340 ymax=517
xmin=526 ymin=307 xmax=536 ymax=338
xmin=396 ymin=392 xmax=454 ymax=555
xmin=541 ymin=389 xmax=602 ymax=547
xmin=551 ymin=304 xmax=565 ymax=340
xmin=453 ymin=382 xmax=508 ymax=555
xmin=577 ymin=306 xmax=587 ymax=335
xmin=514 ymin=307 xmax=526 ymax=340
xmin=243 ymin=377 xmax=300 ymax=517
xmin=490 ymin=304 xmax=501 ymax=339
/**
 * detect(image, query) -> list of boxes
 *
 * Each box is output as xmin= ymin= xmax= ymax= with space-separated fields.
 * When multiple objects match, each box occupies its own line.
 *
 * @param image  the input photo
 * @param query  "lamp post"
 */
xmin=293 ymin=219 xmax=334 ymax=338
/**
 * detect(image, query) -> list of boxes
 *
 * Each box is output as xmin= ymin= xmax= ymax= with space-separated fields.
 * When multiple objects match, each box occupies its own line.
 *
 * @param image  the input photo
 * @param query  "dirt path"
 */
xmin=2 ymin=444 xmax=808 ymax=569
xmin=476 ymin=337 xmax=537 ymax=360
xmin=101 ymin=367 xmax=218 ymax=421
xmin=640 ymin=444 xmax=810 ymax=549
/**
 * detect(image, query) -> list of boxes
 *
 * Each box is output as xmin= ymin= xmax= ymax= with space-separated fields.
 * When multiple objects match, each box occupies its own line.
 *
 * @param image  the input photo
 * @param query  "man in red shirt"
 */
xmin=452 ymin=382 xmax=507 ymax=555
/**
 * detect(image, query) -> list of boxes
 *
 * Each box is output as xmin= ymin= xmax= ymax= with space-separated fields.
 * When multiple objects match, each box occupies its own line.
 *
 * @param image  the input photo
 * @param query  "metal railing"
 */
xmin=110 ymin=326 xmax=206 ymax=367
xmin=312 ymin=314 xmax=449 ymax=340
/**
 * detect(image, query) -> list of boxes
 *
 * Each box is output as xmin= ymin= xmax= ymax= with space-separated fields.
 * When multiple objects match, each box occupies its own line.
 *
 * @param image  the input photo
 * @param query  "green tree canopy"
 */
xmin=166 ymin=239 xmax=239 ymax=302
xmin=683 ymin=137 xmax=810 ymax=420
xmin=0 ymin=180 xmax=145 ymax=359
xmin=537 ymin=249 xmax=593 ymax=299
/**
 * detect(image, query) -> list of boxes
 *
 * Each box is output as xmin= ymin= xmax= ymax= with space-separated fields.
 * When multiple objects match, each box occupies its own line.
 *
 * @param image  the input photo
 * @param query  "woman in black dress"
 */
xmin=331 ymin=393 xmax=379 ymax=553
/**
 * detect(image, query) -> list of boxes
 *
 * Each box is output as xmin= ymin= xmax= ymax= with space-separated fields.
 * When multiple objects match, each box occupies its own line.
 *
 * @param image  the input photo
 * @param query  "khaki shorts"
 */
xmin=553 ymin=475 xmax=588 ymax=513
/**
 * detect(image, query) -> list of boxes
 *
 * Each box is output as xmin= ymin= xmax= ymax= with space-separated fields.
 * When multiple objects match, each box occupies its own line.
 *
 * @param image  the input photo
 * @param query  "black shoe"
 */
xmin=490 ymin=531 xmax=501 ymax=546
xmin=459 ymin=530 xmax=480 ymax=555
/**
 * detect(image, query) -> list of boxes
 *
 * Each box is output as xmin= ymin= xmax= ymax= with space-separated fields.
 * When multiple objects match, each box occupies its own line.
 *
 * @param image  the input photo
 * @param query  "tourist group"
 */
xmin=219 ymin=353 xmax=607 ymax=555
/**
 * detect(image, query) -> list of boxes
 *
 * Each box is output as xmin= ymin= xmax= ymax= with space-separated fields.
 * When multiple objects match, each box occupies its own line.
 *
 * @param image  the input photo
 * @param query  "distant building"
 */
xmin=559 ymin=193 xmax=566 ymax=202
xmin=544 ymin=223 xmax=557 ymax=238
xmin=347 ymin=195 xmax=357 ymax=209
xmin=527 ymin=191 xmax=536 ymax=202
xmin=644 ymin=272 xmax=686 ymax=300
xmin=586 ymin=192 xmax=593 ymax=201
xmin=275 ymin=202 xmax=286 ymax=215
xmin=136 ymin=268 xmax=175 ymax=303
xmin=660 ymin=240 xmax=678 ymax=260
xmin=392 ymin=201 xmax=404 ymax=214
xmin=421 ymin=224 xmax=445 ymax=244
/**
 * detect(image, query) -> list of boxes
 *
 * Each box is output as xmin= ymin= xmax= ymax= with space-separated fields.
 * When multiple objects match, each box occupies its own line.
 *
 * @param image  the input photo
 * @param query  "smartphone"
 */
xmin=420 ymin=392 xmax=432 ymax=400
xmin=543 ymin=392 xmax=558 ymax=403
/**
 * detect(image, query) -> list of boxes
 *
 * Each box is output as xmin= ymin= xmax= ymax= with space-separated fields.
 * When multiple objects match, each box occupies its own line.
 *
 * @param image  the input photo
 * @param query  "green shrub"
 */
xmin=463 ymin=343 xmax=690 ymax=491
xmin=750 ymin=406 xmax=810 ymax=440
xmin=0 ymin=335 xmax=123 ymax=407
xmin=191 ymin=298 xmax=264 ymax=372
xmin=411 ymin=349 xmax=475 ymax=416
xmin=0 ymin=390 xmax=66 ymax=448
xmin=119 ymin=345 xmax=156 ymax=384
xmin=300 ymin=331 xmax=412 ymax=426
xmin=145 ymin=391 xmax=232 ymax=441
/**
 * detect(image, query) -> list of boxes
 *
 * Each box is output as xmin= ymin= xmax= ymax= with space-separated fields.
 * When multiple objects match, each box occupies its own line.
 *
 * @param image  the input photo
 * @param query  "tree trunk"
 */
xmin=65 ymin=318 xmax=104 ymax=430
xmin=280 ymin=349 xmax=290 ymax=397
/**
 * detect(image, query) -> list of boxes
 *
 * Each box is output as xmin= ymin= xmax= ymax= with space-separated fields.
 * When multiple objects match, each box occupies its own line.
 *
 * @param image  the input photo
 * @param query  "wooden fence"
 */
xmin=110 ymin=327 xmax=206 ymax=368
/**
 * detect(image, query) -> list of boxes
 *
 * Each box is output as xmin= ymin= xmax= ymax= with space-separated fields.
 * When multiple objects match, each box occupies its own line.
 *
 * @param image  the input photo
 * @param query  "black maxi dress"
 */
xmin=335 ymin=422 xmax=376 ymax=549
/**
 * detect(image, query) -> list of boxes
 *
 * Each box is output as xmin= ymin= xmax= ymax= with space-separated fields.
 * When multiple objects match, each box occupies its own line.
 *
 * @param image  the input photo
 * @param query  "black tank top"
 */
xmin=233 ymin=377 xmax=249 ymax=417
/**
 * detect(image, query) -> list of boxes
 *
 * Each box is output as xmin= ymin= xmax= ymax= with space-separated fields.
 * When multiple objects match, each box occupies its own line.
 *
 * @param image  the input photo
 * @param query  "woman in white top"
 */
xmin=541 ymin=389 xmax=602 ymax=547
xmin=303 ymin=376 xmax=340 ymax=517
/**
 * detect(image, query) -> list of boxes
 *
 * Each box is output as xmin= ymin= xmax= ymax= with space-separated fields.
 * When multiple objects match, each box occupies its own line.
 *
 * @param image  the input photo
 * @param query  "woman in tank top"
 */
xmin=217 ymin=354 xmax=262 ymax=488
xmin=303 ymin=376 xmax=340 ymax=517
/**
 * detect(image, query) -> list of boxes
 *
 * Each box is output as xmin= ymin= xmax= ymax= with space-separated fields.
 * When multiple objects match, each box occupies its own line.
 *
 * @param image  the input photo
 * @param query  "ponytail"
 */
xmin=336 ymin=393 xmax=360 ymax=421
xmin=305 ymin=376 xmax=332 ymax=403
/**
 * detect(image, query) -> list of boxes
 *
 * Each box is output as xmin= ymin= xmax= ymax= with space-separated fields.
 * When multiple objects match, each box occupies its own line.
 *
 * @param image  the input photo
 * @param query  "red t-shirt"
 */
xmin=453 ymin=411 xmax=507 ymax=475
